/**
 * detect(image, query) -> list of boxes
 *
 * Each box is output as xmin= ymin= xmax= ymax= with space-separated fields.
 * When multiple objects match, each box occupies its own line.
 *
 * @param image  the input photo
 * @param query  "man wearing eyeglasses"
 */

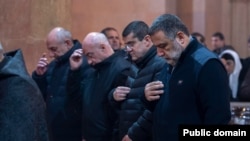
xmin=110 ymin=21 xmax=167 ymax=141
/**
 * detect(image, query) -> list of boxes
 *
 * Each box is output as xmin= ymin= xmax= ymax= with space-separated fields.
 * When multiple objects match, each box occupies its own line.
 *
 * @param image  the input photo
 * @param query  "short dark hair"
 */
xmin=100 ymin=27 xmax=118 ymax=36
xmin=212 ymin=32 xmax=224 ymax=40
xmin=122 ymin=21 xmax=149 ymax=41
xmin=149 ymin=14 xmax=189 ymax=41
xmin=221 ymin=53 xmax=235 ymax=62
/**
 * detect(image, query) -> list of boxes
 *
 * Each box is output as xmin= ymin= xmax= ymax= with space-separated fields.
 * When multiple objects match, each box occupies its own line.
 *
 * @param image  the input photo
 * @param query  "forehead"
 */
xmin=123 ymin=33 xmax=136 ymax=41
xmin=82 ymin=44 xmax=91 ymax=52
xmin=150 ymin=31 xmax=171 ymax=44
xmin=211 ymin=36 xmax=221 ymax=41
xmin=82 ymin=43 xmax=96 ymax=54
xmin=46 ymin=37 xmax=61 ymax=47
xmin=220 ymin=58 xmax=226 ymax=63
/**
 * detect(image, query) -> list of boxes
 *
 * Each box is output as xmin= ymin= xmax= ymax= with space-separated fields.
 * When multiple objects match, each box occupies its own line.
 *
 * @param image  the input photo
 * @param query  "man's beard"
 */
xmin=167 ymin=40 xmax=184 ymax=66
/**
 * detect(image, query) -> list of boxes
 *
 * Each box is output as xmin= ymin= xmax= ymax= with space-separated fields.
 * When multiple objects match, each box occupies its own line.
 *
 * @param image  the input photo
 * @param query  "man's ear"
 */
xmin=143 ymin=35 xmax=152 ymax=47
xmin=99 ymin=43 xmax=106 ymax=51
xmin=175 ymin=31 xmax=185 ymax=45
xmin=144 ymin=35 xmax=151 ymax=41
xmin=65 ymin=39 xmax=73 ymax=49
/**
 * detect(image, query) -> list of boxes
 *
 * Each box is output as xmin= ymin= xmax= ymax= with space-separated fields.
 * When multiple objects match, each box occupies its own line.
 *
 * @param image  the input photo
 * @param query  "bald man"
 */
xmin=69 ymin=32 xmax=137 ymax=141
xmin=32 ymin=27 xmax=93 ymax=141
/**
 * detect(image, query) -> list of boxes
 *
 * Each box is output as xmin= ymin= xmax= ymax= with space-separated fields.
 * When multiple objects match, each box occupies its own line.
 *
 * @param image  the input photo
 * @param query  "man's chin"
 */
xmin=166 ymin=59 xmax=176 ymax=66
xmin=113 ymin=46 xmax=121 ymax=50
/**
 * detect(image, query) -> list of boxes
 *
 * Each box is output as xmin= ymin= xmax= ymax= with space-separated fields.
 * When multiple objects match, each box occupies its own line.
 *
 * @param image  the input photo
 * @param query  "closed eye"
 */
xmin=156 ymin=43 xmax=168 ymax=49
xmin=48 ymin=47 xmax=57 ymax=52
xmin=125 ymin=41 xmax=136 ymax=47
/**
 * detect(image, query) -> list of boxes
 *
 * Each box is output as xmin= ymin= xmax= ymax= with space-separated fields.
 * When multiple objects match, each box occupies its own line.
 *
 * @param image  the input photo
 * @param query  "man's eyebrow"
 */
xmin=125 ymin=41 xmax=135 ymax=44
xmin=156 ymin=43 xmax=167 ymax=48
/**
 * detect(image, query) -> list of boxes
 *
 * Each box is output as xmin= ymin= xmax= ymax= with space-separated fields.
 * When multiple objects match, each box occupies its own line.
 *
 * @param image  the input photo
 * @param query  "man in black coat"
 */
xmin=143 ymin=14 xmax=231 ymax=141
xmin=0 ymin=44 xmax=49 ymax=141
xmin=110 ymin=21 xmax=166 ymax=141
xmin=69 ymin=32 xmax=137 ymax=141
xmin=32 ymin=27 xmax=92 ymax=141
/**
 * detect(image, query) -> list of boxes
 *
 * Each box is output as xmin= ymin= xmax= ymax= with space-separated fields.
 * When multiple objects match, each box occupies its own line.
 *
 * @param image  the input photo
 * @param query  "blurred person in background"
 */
xmin=191 ymin=32 xmax=207 ymax=47
xmin=211 ymin=32 xmax=234 ymax=55
xmin=101 ymin=27 xmax=123 ymax=51
xmin=219 ymin=49 xmax=242 ymax=101
xmin=101 ymin=27 xmax=132 ymax=62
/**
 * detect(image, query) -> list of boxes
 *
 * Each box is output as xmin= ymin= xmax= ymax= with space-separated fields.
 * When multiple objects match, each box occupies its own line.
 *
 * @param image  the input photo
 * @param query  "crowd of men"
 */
xmin=1 ymin=13 xmax=249 ymax=141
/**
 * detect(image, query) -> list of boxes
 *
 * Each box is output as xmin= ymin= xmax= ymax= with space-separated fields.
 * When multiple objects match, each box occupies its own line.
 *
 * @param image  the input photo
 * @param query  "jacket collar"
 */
xmin=177 ymin=36 xmax=198 ymax=65
xmin=135 ymin=46 xmax=157 ymax=69
xmin=92 ymin=51 xmax=119 ymax=70
xmin=0 ymin=49 xmax=28 ymax=77
xmin=55 ymin=40 xmax=81 ymax=64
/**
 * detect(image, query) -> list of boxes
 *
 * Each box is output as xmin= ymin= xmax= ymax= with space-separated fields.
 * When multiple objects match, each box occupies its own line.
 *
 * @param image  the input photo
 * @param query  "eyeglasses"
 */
xmin=124 ymin=40 xmax=137 ymax=51
xmin=124 ymin=35 xmax=148 ymax=51
xmin=124 ymin=45 xmax=133 ymax=51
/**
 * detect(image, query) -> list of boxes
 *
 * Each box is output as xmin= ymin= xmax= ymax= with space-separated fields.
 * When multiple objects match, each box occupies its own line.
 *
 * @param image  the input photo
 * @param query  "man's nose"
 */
xmin=48 ymin=52 xmax=55 ymax=58
xmin=88 ymin=59 xmax=92 ymax=65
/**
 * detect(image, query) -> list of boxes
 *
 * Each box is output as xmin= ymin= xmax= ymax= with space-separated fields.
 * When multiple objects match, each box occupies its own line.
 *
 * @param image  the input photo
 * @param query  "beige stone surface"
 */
xmin=0 ymin=0 xmax=71 ymax=74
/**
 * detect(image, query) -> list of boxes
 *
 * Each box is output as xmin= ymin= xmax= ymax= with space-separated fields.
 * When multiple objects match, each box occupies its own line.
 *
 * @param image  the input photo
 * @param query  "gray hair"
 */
xmin=149 ymin=14 xmax=190 ymax=40
xmin=54 ymin=27 xmax=72 ymax=43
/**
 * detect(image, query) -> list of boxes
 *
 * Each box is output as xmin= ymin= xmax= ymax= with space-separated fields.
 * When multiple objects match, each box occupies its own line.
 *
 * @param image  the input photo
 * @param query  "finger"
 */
xmin=75 ymin=49 xmax=83 ymax=54
xmin=148 ymin=95 xmax=161 ymax=101
xmin=39 ymin=57 xmax=48 ymax=62
xmin=146 ymin=81 xmax=163 ymax=87
xmin=114 ymin=93 xmax=126 ymax=101
xmin=38 ymin=58 xmax=48 ymax=66
xmin=37 ymin=62 xmax=47 ymax=68
xmin=117 ymin=86 xmax=131 ymax=91
xmin=146 ymin=83 xmax=164 ymax=91
xmin=147 ymin=90 xmax=164 ymax=96
xmin=70 ymin=52 xmax=82 ymax=62
xmin=119 ymin=93 xmax=128 ymax=98
xmin=119 ymin=96 xmax=126 ymax=101
xmin=38 ymin=57 xmax=49 ymax=64
xmin=116 ymin=89 xmax=130 ymax=94
xmin=38 ymin=55 xmax=49 ymax=65
xmin=71 ymin=49 xmax=83 ymax=58
xmin=72 ymin=54 xmax=82 ymax=61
